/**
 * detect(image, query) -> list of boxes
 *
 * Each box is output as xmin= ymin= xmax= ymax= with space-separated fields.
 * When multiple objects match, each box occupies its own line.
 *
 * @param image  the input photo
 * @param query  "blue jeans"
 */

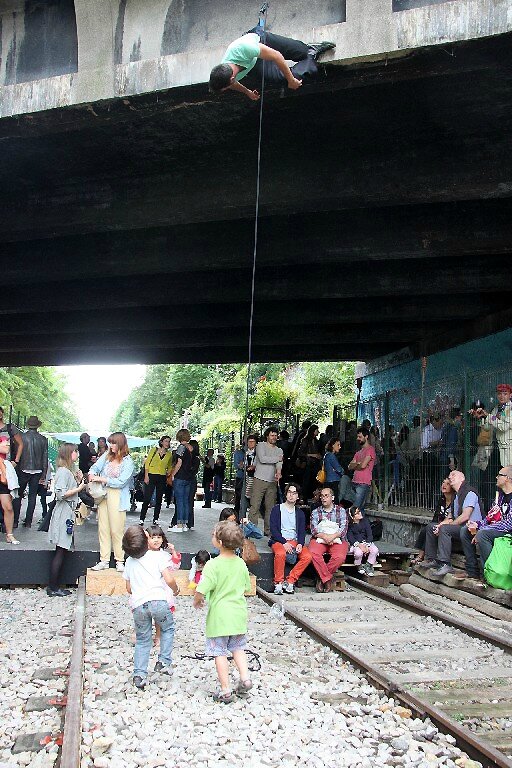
xmin=213 ymin=475 xmax=223 ymax=502
xmin=338 ymin=476 xmax=370 ymax=513
xmin=243 ymin=521 xmax=264 ymax=539
xmin=133 ymin=600 xmax=174 ymax=679
xmin=173 ymin=478 xmax=191 ymax=523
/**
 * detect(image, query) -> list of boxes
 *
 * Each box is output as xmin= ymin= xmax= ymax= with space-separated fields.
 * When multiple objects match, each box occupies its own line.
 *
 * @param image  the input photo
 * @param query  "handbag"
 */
xmin=87 ymin=480 xmax=107 ymax=502
xmin=241 ymin=538 xmax=260 ymax=566
xmin=285 ymin=549 xmax=298 ymax=565
xmin=484 ymin=535 xmax=512 ymax=590
xmin=476 ymin=427 xmax=491 ymax=447
xmin=316 ymin=464 xmax=326 ymax=484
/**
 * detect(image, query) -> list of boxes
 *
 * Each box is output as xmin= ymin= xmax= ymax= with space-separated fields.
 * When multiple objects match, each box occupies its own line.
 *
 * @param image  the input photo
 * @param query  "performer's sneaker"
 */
xmin=307 ymin=42 xmax=335 ymax=60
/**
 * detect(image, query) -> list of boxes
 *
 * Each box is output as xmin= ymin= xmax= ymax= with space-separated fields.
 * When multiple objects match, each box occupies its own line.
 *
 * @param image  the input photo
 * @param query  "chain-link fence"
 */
xmin=357 ymin=364 xmax=512 ymax=512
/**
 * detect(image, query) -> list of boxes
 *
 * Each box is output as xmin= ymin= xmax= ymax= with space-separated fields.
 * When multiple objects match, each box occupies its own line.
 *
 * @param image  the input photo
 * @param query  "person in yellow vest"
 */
xmin=139 ymin=436 xmax=172 ymax=525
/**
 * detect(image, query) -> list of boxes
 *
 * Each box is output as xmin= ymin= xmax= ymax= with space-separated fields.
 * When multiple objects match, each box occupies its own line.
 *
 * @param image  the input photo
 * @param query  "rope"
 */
xmin=241 ymin=3 xmax=268 ymax=496
xmin=181 ymin=649 xmax=262 ymax=672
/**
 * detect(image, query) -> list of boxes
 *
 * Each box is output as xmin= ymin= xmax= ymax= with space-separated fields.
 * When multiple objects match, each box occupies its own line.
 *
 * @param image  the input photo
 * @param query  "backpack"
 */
xmin=483 ymin=535 xmax=512 ymax=591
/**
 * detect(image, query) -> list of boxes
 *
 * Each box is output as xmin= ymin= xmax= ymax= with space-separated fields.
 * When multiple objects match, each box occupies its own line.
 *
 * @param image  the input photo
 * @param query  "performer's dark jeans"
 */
xmin=245 ymin=27 xmax=317 ymax=85
xmin=13 ymin=470 xmax=42 ymax=527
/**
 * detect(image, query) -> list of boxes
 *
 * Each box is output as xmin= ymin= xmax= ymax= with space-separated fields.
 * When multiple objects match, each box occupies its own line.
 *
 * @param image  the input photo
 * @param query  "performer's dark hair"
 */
xmin=209 ymin=64 xmax=233 ymax=92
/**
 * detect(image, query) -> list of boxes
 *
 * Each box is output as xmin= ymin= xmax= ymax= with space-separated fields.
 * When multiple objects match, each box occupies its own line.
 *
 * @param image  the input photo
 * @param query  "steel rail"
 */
xmin=345 ymin=576 xmax=512 ymax=654
xmin=60 ymin=577 xmax=86 ymax=768
xmin=256 ymin=586 xmax=512 ymax=768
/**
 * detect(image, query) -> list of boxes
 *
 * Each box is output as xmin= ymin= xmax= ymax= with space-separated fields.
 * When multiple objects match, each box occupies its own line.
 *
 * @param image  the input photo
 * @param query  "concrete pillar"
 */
xmin=344 ymin=0 xmax=396 ymax=57
xmin=73 ymin=0 xmax=116 ymax=101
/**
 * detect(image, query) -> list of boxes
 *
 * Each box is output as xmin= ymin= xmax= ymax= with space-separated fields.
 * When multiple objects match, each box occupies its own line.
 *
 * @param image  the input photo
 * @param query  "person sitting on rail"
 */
xmin=309 ymin=486 xmax=349 ymax=593
xmin=459 ymin=466 xmax=512 ymax=583
xmin=209 ymin=20 xmax=335 ymax=101
xmin=269 ymin=482 xmax=312 ymax=596
xmin=419 ymin=470 xmax=482 ymax=577
xmin=347 ymin=506 xmax=379 ymax=577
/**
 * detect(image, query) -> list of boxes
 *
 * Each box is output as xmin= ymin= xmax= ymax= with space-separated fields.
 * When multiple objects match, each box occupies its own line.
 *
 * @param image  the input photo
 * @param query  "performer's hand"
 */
xmin=288 ymin=77 xmax=302 ymax=90
xmin=248 ymin=90 xmax=260 ymax=101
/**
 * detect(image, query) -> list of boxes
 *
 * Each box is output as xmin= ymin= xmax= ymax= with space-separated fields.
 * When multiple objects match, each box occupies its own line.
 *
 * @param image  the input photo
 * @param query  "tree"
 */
xmin=111 ymin=361 xmax=356 ymax=440
xmin=0 ymin=367 xmax=79 ymax=431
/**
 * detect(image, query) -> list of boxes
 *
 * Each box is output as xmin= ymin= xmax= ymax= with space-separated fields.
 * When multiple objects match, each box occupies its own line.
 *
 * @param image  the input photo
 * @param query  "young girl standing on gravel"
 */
xmin=145 ymin=524 xmax=181 ymax=645
xmin=122 ymin=525 xmax=180 ymax=689
xmin=193 ymin=521 xmax=252 ymax=703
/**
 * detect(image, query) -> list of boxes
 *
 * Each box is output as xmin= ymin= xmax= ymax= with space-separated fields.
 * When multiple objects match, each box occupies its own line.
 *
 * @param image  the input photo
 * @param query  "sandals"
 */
xmin=235 ymin=679 xmax=253 ymax=696
xmin=6 ymin=534 xmax=20 ymax=544
xmin=212 ymin=689 xmax=234 ymax=704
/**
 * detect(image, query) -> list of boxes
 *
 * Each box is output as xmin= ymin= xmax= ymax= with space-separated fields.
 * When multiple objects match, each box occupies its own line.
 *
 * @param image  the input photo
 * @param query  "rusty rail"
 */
xmin=60 ymin=577 xmax=86 ymax=768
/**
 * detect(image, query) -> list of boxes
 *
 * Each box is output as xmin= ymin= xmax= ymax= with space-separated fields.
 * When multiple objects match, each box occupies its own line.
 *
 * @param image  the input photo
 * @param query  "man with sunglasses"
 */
xmin=459 ymin=467 xmax=512 ymax=581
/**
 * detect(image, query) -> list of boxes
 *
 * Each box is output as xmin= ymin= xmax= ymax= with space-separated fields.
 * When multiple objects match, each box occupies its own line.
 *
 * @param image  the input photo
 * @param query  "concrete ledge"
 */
xmin=1 ymin=0 xmax=511 ymax=118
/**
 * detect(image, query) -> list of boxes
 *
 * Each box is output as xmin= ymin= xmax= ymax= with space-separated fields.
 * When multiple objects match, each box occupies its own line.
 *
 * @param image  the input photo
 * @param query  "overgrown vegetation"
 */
xmin=111 ymin=362 xmax=356 ymax=439
xmin=0 ymin=367 xmax=79 ymax=431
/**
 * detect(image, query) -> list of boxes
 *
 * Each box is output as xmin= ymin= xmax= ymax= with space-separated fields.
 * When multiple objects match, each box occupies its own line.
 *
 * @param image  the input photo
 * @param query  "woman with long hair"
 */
xmin=169 ymin=429 xmax=192 ymax=533
xmin=47 ymin=443 xmax=86 ymax=596
xmin=89 ymin=432 xmax=135 ymax=571
xmin=411 ymin=477 xmax=455 ymax=565
xmin=323 ymin=437 xmax=344 ymax=503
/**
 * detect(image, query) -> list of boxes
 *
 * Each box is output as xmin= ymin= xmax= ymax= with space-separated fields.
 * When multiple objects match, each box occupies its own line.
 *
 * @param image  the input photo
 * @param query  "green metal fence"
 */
xmin=358 ymin=364 xmax=512 ymax=512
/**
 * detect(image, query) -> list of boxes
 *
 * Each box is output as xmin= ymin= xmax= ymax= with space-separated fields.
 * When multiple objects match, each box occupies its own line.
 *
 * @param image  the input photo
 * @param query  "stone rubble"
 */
xmin=79 ymin=594 xmax=481 ymax=768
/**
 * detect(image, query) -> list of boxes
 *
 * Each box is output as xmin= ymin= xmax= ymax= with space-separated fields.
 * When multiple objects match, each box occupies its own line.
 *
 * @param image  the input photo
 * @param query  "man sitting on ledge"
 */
xmin=209 ymin=23 xmax=335 ymax=100
xmin=459 ymin=466 xmax=512 ymax=582
xmin=309 ymin=486 xmax=349 ymax=593
xmin=419 ymin=470 xmax=482 ymax=577
xmin=269 ymin=482 xmax=312 ymax=596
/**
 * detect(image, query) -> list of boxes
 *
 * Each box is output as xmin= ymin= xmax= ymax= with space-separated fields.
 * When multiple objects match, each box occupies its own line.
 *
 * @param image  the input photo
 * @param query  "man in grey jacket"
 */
xmin=14 ymin=415 xmax=48 ymax=528
xmin=248 ymin=427 xmax=283 ymax=536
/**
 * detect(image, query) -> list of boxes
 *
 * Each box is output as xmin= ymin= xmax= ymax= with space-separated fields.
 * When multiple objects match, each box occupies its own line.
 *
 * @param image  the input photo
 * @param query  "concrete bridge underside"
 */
xmin=1 ymin=27 xmax=512 ymax=363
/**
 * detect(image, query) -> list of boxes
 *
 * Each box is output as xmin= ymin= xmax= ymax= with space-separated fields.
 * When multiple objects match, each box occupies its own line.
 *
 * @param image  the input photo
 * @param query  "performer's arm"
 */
xmin=228 ymin=79 xmax=260 ymax=100
xmin=258 ymin=44 xmax=302 ymax=89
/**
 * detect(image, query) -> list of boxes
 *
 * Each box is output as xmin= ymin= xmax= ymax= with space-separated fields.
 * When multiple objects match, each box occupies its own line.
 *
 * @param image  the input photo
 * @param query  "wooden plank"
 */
xmin=312 ymin=619 xmax=421 ymax=632
xmin=86 ymin=568 xmax=256 ymax=597
xmin=407 ymin=574 xmax=512 ymax=621
xmin=415 ymin=685 xmax=512 ymax=702
xmin=391 ymin=665 xmax=512 ymax=684
xmin=374 ymin=647 xmax=477 ymax=664
xmin=443 ymin=702 xmax=512 ymax=718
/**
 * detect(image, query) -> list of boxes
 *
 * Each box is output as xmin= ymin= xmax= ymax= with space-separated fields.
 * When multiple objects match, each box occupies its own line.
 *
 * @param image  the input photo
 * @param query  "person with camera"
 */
xmin=47 ymin=443 xmax=86 ymax=597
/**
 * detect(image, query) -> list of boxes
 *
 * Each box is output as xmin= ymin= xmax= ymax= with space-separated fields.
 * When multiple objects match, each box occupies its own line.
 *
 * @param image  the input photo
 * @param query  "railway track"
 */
xmin=5 ymin=576 xmax=512 ymax=767
xmin=258 ymin=580 xmax=512 ymax=768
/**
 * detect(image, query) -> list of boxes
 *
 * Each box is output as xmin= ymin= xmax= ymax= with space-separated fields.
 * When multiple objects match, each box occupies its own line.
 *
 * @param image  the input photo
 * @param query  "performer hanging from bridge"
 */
xmin=209 ymin=5 xmax=335 ymax=100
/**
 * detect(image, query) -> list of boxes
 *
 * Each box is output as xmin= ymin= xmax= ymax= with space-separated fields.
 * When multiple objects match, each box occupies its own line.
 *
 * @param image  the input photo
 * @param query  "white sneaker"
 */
xmin=91 ymin=561 xmax=109 ymax=571
xmin=283 ymin=582 xmax=294 ymax=594
xmin=273 ymin=583 xmax=283 ymax=595
xmin=116 ymin=562 xmax=125 ymax=572
xmin=168 ymin=525 xmax=180 ymax=532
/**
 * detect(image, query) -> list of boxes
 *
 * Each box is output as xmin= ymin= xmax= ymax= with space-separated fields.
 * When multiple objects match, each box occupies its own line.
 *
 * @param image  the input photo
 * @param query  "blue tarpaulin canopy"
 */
xmin=48 ymin=432 xmax=157 ymax=449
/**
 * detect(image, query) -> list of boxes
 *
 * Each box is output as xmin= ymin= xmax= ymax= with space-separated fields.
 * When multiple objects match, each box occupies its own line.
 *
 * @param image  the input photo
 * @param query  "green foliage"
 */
xmin=112 ymin=361 xmax=356 ymax=439
xmin=0 ymin=367 xmax=79 ymax=431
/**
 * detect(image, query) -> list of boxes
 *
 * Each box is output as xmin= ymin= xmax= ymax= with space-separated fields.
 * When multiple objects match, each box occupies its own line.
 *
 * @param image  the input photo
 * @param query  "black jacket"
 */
xmin=18 ymin=429 xmax=48 ymax=473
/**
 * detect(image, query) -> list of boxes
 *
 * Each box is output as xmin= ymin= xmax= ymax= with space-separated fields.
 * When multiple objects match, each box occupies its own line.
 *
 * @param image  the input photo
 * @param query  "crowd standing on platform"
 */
xmin=2 ymin=379 xmax=512 ymax=700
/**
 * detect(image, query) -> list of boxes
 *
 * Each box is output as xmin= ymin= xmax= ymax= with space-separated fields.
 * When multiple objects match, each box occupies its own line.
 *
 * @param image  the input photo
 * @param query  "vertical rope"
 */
xmin=243 ymin=4 xmax=268 ymax=445
xmin=240 ymin=4 xmax=268 ymax=520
